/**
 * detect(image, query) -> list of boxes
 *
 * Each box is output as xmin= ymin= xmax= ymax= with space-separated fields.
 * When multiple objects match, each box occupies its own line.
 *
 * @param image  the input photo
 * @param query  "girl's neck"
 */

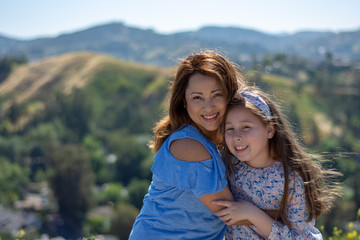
xmin=245 ymin=156 xmax=276 ymax=169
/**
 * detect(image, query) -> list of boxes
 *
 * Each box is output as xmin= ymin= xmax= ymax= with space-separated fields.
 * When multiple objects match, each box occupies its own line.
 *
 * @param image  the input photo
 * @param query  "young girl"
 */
xmin=213 ymin=88 xmax=341 ymax=239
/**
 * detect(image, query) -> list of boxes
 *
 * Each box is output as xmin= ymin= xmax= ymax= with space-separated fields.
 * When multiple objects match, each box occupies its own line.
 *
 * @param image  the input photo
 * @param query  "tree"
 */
xmin=107 ymin=131 xmax=151 ymax=185
xmin=9 ymin=100 xmax=22 ymax=124
xmin=48 ymin=144 xmax=95 ymax=226
xmin=82 ymin=135 xmax=109 ymax=184
xmin=110 ymin=203 xmax=139 ymax=240
xmin=56 ymin=89 xmax=95 ymax=140
xmin=98 ymin=182 xmax=127 ymax=205
xmin=0 ymin=157 xmax=30 ymax=205
xmin=127 ymin=179 xmax=150 ymax=209
xmin=0 ymin=55 xmax=27 ymax=83
xmin=25 ymin=122 xmax=63 ymax=180
xmin=0 ymin=135 xmax=24 ymax=163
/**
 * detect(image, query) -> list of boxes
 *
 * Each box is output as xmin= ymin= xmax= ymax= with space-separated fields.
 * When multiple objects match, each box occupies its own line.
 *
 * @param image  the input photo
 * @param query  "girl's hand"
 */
xmin=213 ymin=199 xmax=274 ymax=237
xmin=212 ymin=200 xmax=256 ymax=225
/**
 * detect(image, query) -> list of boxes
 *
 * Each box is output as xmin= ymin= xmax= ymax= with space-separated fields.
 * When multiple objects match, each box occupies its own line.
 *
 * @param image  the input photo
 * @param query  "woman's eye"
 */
xmin=193 ymin=96 xmax=202 ymax=100
xmin=213 ymin=93 xmax=223 ymax=98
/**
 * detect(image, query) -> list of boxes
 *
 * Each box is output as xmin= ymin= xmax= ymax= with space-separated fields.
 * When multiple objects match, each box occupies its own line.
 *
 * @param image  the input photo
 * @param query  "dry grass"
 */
xmin=0 ymin=52 xmax=110 ymax=105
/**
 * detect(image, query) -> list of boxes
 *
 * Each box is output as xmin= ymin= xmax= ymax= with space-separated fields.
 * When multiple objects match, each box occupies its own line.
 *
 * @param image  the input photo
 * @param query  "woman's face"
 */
xmin=185 ymin=73 xmax=227 ymax=136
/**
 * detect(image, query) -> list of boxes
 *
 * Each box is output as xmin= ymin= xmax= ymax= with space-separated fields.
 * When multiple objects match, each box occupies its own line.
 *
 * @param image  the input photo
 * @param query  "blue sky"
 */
xmin=1 ymin=0 xmax=359 ymax=39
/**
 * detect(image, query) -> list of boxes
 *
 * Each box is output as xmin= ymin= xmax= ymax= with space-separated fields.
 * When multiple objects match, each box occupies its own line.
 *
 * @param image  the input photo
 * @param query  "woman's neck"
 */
xmin=206 ymin=131 xmax=220 ymax=144
xmin=191 ymin=124 xmax=220 ymax=145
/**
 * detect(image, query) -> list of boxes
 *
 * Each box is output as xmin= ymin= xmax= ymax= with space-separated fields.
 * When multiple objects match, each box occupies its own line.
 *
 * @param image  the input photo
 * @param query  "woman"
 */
xmin=129 ymin=51 xmax=245 ymax=239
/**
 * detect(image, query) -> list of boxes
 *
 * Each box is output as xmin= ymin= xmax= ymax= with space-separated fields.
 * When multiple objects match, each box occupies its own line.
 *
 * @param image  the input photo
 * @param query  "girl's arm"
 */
xmin=265 ymin=175 xmax=322 ymax=239
xmin=214 ymin=175 xmax=322 ymax=239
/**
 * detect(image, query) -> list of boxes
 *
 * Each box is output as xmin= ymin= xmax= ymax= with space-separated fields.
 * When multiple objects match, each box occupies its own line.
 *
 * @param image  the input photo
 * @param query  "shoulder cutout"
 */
xmin=170 ymin=138 xmax=211 ymax=162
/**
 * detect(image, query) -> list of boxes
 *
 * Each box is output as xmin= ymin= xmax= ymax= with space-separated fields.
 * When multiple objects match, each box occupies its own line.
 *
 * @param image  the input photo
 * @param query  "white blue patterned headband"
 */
xmin=241 ymin=91 xmax=271 ymax=118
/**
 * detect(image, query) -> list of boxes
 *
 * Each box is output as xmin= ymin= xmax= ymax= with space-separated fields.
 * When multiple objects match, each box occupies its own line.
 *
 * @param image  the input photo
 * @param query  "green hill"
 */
xmin=0 ymin=52 xmax=172 ymax=133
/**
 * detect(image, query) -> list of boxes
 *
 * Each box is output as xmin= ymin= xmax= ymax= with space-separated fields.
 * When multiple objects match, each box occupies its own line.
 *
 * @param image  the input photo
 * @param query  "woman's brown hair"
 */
xmin=150 ymin=51 xmax=246 ymax=152
xmin=222 ymin=87 xmax=342 ymax=227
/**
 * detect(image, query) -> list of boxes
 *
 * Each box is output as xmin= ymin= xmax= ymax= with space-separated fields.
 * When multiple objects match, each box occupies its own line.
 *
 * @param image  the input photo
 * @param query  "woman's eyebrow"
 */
xmin=211 ymin=89 xmax=222 ymax=93
xmin=190 ymin=88 xmax=221 ymax=95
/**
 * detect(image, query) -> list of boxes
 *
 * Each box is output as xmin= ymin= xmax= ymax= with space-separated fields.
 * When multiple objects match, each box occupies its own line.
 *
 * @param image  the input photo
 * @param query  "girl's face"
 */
xmin=185 ymin=73 xmax=226 ymax=139
xmin=224 ymin=105 xmax=275 ymax=168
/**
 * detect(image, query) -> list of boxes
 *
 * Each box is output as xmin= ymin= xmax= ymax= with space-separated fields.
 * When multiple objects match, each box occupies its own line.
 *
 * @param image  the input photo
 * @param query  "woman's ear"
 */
xmin=267 ymin=123 xmax=275 ymax=139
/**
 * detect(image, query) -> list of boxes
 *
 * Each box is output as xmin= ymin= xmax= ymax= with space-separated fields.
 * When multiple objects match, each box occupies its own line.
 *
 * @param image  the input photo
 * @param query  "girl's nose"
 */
xmin=234 ymin=131 xmax=243 ymax=140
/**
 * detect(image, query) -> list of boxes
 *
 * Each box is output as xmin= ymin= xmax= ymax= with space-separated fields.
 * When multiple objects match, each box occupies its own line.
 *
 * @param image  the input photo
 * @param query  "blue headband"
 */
xmin=241 ymin=91 xmax=271 ymax=118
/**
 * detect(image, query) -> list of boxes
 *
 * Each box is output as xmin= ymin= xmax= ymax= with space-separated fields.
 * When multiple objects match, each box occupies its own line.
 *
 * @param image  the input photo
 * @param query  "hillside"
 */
xmin=0 ymin=52 xmax=173 ymax=134
xmin=1 ymin=22 xmax=359 ymax=66
xmin=0 ymin=52 xmax=107 ymax=103
xmin=0 ymin=52 xmax=171 ymax=104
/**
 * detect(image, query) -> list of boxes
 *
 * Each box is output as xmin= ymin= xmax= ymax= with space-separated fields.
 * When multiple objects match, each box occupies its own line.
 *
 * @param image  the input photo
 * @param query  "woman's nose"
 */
xmin=203 ymin=98 xmax=214 ymax=109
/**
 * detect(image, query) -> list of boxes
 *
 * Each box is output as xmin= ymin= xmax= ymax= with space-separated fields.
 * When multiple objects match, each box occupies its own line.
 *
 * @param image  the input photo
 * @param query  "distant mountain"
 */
xmin=1 ymin=22 xmax=359 ymax=66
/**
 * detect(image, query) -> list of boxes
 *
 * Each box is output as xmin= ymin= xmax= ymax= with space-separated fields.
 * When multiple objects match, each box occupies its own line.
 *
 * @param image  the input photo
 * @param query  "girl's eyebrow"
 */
xmin=225 ymin=119 xmax=253 ymax=124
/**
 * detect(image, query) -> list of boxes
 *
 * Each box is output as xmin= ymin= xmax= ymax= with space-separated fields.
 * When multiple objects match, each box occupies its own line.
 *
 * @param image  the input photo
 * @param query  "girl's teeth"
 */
xmin=203 ymin=113 xmax=217 ymax=119
xmin=235 ymin=146 xmax=246 ymax=150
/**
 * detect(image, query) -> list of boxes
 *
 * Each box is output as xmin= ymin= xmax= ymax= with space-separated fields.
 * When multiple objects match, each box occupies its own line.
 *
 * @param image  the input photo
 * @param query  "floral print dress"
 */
xmin=226 ymin=160 xmax=322 ymax=240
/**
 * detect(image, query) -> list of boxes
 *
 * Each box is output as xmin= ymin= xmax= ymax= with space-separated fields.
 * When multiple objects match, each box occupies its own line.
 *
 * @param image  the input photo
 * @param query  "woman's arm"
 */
xmin=199 ymin=186 xmax=252 ymax=225
xmin=170 ymin=138 xmax=277 ymax=225
xmin=170 ymin=138 xmax=251 ymax=222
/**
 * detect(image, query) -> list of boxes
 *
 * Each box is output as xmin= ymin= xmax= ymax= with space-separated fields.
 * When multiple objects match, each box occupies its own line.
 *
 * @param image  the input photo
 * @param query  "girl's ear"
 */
xmin=267 ymin=123 xmax=276 ymax=139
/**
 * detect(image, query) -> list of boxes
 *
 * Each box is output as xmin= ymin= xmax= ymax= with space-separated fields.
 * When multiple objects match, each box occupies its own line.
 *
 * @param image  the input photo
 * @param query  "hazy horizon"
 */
xmin=1 ymin=0 xmax=359 ymax=40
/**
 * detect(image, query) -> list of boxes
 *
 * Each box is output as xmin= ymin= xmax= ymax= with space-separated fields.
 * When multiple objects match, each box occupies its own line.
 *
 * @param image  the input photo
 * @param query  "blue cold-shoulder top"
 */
xmin=129 ymin=124 xmax=228 ymax=240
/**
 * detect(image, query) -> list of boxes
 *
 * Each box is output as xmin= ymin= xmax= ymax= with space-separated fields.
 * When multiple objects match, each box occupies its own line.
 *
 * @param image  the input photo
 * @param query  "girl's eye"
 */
xmin=213 ymin=93 xmax=223 ymax=98
xmin=225 ymin=127 xmax=234 ymax=132
xmin=242 ymin=126 xmax=250 ymax=130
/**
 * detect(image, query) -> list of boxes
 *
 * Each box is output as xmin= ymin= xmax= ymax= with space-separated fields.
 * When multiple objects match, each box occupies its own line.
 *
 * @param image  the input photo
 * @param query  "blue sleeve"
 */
xmin=151 ymin=136 xmax=228 ymax=198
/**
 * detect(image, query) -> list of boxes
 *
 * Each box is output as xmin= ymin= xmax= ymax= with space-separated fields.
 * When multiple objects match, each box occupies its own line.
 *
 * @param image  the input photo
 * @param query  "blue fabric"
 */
xmin=129 ymin=124 xmax=228 ymax=240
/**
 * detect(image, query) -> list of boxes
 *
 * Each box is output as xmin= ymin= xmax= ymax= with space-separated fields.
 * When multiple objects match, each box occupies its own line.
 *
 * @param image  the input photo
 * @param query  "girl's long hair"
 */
xmin=150 ymin=51 xmax=246 ymax=152
xmin=222 ymin=87 xmax=342 ymax=227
